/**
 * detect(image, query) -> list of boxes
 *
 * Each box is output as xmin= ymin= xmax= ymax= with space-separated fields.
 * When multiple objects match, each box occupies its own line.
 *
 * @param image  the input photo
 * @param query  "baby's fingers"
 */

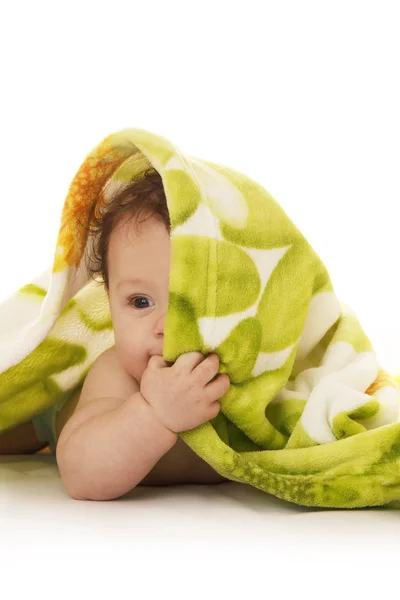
xmin=193 ymin=353 xmax=220 ymax=382
xmin=205 ymin=372 xmax=230 ymax=400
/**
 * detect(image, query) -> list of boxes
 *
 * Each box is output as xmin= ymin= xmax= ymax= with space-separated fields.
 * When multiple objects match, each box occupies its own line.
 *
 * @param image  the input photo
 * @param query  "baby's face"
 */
xmin=107 ymin=213 xmax=171 ymax=384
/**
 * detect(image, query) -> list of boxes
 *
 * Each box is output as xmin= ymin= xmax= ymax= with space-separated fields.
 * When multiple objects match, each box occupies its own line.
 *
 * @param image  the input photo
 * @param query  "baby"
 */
xmin=55 ymin=169 xmax=230 ymax=500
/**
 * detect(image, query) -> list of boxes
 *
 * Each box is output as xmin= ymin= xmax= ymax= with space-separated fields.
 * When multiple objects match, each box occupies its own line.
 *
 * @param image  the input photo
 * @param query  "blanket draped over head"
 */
xmin=1 ymin=127 xmax=400 ymax=508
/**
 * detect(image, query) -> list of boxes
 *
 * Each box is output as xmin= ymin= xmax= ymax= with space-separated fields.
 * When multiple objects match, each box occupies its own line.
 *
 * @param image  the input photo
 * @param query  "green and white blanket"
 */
xmin=1 ymin=127 xmax=400 ymax=508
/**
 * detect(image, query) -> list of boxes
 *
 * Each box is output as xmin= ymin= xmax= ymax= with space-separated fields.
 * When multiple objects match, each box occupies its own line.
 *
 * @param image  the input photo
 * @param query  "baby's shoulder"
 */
xmin=85 ymin=344 xmax=139 ymax=400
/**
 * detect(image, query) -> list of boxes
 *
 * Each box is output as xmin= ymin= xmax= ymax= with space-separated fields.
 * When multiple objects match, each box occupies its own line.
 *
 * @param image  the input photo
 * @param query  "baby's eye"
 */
xmin=127 ymin=295 xmax=154 ymax=310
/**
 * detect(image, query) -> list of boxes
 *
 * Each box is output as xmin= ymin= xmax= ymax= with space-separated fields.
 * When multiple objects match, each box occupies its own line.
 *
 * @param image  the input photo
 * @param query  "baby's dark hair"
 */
xmin=83 ymin=167 xmax=171 ymax=292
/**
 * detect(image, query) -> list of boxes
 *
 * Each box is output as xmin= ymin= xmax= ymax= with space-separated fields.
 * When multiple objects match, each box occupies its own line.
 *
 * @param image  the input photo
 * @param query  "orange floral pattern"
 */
xmin=53 ymin=135 xmax=127 ymax=272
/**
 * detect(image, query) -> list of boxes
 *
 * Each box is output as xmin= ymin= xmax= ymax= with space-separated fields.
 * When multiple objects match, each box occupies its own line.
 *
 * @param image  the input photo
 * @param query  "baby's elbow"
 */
xmin=67 ymin=486 xmax=128 ymax=501
xmin=58 ymin=457 xmax=132 ymax=501
xmin=60 ymin=471 xmax=115 ymax=501
xmin=56 ymin=442 xmax=89 ymax=500
xmin=67 ymin=488 xmax=90 ymax=501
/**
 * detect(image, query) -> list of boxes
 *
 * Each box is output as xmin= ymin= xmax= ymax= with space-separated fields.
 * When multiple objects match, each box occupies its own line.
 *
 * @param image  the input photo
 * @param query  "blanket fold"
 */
xmin=1 ymin=127 xmax=399 ymax=508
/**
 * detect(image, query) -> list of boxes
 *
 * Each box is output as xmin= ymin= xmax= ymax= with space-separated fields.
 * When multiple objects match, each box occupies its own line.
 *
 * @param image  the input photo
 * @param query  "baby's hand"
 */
xmin=140 ymin=352 xmax=230 ymax=433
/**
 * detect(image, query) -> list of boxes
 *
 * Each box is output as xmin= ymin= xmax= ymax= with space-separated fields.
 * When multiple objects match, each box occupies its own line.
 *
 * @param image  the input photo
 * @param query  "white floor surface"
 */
xmin=1 ymin=453 xmax=400 ymax=599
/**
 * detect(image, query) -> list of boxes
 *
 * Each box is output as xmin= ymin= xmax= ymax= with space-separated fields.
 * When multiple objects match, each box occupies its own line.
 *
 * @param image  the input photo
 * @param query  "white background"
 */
xmin=1 ymin=0 xmax=399 ymax=595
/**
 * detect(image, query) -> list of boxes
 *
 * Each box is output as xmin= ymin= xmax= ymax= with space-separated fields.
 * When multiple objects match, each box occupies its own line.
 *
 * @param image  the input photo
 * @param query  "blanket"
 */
xmin=1 ymin=127 xmax=400 ymax=508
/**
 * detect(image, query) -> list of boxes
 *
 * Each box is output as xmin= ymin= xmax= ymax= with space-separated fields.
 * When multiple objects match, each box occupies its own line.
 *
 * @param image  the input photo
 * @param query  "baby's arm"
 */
xmin=57 ymin=391 xmax=177 ymax=500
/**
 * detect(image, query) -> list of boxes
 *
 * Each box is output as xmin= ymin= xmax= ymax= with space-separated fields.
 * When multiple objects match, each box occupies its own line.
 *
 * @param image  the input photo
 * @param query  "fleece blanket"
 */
xmin=1 ymin=127 xmax=400 ymax=509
